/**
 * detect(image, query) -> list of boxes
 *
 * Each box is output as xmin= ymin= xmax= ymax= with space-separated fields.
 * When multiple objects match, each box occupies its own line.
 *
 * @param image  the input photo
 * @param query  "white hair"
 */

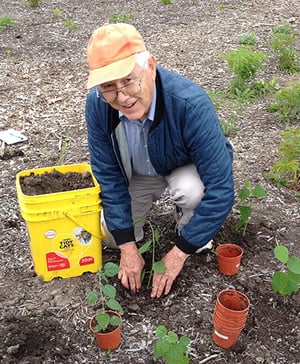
xmin=136 ymin=50 xmax=150 ymax=69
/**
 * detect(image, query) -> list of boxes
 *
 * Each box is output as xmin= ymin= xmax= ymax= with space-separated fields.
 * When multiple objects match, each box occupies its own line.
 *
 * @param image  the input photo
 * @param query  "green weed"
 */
xmin=269 ymin=21 xmax=300 ymax=73
xmin=62 ymin=20 xmax=78 ymax=32
xmin=0 ymin=17 xmax=14 ymax=31
xmin=109 ymin=13 xmax=134 ymax=23
xmin=265 ymin=126 xmax=300 ymax=188
xmin=268 ymin=83 xmax=300 ymax=121
xmin=239 ymin=32 xmax=258 ymax=46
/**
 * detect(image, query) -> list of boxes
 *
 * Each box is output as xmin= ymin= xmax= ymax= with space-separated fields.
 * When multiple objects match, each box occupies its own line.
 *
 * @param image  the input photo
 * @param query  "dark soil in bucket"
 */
xmin=19 ymin=169 xmax=95 ymax=195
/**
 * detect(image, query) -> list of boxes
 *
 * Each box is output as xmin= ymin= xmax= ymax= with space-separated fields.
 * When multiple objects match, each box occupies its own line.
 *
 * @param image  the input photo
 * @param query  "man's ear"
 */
xmin=148 ymin=55 xmax=157 ymax=80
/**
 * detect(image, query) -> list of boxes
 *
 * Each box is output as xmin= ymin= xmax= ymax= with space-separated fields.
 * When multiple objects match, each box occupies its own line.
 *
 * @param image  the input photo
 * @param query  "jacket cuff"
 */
xmin=175 ymin=235 xmax=200 ymax=254
xmin=111 ymin=228 xmax=136 ymax=246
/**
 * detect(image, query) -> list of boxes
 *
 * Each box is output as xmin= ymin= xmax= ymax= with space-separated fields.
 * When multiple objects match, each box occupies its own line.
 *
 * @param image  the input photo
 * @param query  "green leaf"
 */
xmin=101 ymin=284 xmax=116 ymax=299
xmin=287 ymin=255 xmax=300 ymax=274
xmin=166 ymin=331 xmax=178 ymax=344
xmin=179 ymin=335 xmax=191 ymax=350
xmin=240 ymin=205 xmax=251 ymax=221
xmin=86 ymin=290 xmax=98 ymax=304
xmin=252 ymin=185 xmax=267 ymax=198
xmin=154 ymin=339 xmax=169 ymax=358
xmin=138 ymin=240 xmax=152 ymax=254
xmin=104 ymin=262 xmax=120 ymax=277
xmin=110 ymin=314 xmax=122 ymax=327
xmin=156 ymin=325 xmax=168 ymax=338
xmin=153 ymin=260 xmax=166 ymax=274
xmin=107 ymin=299 xmax=123 ymax=314
xmin=287 ymin=269 xmax=300 ymax=284
xmin=274 ymin=245 xmax=289 ymax=263
xmin=238 ymin=187 xmax=250 ymax=201
xmin=272 ymin=271 xmax=289 ymax=294
xmin=244 ymin=180 xmax=252 ymax=188
xmin=165 ymin=344 xmax=188 ymax=364
xmin=95 ymin=312 xmax=110 ymax=331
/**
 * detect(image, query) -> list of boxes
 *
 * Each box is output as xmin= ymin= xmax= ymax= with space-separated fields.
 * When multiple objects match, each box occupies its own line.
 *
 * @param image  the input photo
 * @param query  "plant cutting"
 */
xmin=153 ymin=325 xmax=191 ymax=364
xmin=135 ymin=218 xmax=166 ymax=289
xmin=87 ymin=262 xmax=123 ymax=350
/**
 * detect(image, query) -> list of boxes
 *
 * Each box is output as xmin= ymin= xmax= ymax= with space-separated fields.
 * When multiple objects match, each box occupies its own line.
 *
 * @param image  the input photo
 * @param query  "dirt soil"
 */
xmin=1 ymin=1 xmax=300 ymax=363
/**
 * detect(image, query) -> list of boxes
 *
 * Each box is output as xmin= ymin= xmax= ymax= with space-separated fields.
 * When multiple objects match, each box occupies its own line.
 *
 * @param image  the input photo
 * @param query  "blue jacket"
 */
xmin=85 ymin=66 xmax=234 ymax=254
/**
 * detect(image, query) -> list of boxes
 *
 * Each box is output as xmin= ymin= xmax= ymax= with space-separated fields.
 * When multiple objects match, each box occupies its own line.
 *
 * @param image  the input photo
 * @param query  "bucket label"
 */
xmin=46 ymin=252 xmax=70 ymax=271
xmin=59 ymin=238 xmax=75 ymax=250
xmin=73 ymin=227 xmax=92 ymax=245
xmin=79 ymin=256 xmax=95 ymax=266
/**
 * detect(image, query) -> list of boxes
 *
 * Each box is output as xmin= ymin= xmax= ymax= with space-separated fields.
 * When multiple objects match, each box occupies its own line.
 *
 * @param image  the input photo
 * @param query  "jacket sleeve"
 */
xmin=85 ymin=89 xmax=135 ymax=245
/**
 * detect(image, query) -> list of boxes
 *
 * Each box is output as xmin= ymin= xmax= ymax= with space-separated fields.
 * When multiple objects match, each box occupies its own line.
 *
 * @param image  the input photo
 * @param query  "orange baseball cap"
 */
xmin=87 ymin=23 xmax=146 ymax=89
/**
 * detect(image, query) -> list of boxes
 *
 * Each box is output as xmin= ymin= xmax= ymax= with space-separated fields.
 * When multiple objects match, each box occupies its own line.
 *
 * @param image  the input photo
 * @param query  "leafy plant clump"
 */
xmin=272 ymin=242 xmax=300 ymax=299
xmin=239 ymin=32 xmax=258 ymax=46
xmin=0 ymin=17 xmax=14 ymax=32
xmin=235 ymin=180 xmax=267 ymax=235
xmin=87 ymin=262 xmax=123 ymax=332
xmin=269 ymin=21 xmax=300 ymax=73
xmin=265 ymin=126 xmax=300 ymax=189
xmin=223 ymin=46 xmax=269 ymax=99
xmin=137 ymin=218 xmax=166 ymax=289
xmin=268 ymin=83 xmax=300 ymax=122
xmin=154 ymin=325 xmax=191 ymax=364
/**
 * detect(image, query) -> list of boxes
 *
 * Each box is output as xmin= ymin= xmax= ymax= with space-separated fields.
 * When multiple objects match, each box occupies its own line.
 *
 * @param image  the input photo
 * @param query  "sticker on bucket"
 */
xmin=79 ymin=256 xmax=95 ymax=266
xmin=44 ymin=229 xmax=56 ymax=239
xmin=214 ymin=330 xmax=229 ymax=340
xmin=73 ymin=227 xmax=92 ymax=245
xmin=46 ymin=252 xmax=70 ymax=271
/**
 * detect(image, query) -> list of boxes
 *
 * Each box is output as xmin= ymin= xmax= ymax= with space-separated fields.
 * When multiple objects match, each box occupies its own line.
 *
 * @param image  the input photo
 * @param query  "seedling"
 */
xmin=154 ymin=325 xmax=190 ymax=364
xmin=272 ymin=241 xmax=300 ymax=301
xmin=235 ymin=180 xmax=266 ymax=235
xmin=239 ymin=32 xmax=258 ymax=46
xmin=136 ymin=218 xmax=166 ymax=289
xmin=87 ymin=262 xmax=123 ymax=332
xmin=62 ymin=20 xmax=78 ymax=32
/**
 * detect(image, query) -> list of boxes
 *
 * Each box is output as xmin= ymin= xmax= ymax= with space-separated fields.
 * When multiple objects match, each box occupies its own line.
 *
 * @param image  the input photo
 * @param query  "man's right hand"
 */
xmin=118 ymin=242 xmax=145 ymax=293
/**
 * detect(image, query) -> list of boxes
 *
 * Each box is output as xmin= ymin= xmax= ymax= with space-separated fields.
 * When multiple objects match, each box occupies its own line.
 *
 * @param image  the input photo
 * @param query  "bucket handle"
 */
xmin=64 ymin=211 xmax=106 ymax=240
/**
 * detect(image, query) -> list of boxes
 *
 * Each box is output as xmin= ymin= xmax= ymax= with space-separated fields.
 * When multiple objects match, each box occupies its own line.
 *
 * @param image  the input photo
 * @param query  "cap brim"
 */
xmin=87 ymin=53 xmax=137 ymax=89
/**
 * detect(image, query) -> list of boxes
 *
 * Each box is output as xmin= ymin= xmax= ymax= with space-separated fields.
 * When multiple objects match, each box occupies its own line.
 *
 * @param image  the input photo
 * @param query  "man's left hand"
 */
xmin=151 ymin=245 xmax=189 ymax=298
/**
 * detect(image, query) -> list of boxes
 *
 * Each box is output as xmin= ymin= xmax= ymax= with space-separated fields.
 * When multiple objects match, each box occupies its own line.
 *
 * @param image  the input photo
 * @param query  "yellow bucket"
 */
xmin=16 ymin=163 xmax=104 ymax=281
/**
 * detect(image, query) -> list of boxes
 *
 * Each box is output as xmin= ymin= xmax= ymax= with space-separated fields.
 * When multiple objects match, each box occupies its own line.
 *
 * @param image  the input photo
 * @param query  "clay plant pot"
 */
xmin=212 ymin=289 xmax=250 ymax=349
xmin=216 ymin=244 xmax=243 ymax=275
xmin=90 ymin=310 xmax=122 ymax=350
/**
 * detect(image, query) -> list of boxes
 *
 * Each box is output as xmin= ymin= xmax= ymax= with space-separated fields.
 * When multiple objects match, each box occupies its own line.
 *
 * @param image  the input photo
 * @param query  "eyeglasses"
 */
xmin=96 ymin=62 xmax=147 ymax=103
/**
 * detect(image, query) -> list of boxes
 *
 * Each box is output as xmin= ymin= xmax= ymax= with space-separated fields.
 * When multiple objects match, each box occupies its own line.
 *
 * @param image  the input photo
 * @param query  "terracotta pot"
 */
xmin=90 ymin=311 xmax=122 ymax=350
xmin=216 ymin=244 xmax=243 ymax=275
xmin=212 ymin=290 xmax=250 ymax=349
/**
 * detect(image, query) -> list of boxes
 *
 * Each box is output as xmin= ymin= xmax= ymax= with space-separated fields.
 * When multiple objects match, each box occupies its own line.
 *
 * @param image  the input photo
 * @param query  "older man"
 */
xmin=85 ymin=23 xmax=234 ymax=298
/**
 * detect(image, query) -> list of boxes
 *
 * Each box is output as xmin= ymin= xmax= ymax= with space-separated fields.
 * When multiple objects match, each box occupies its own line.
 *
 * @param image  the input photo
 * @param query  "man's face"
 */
xmin=100 ymin=56 xmax=156 ymax=121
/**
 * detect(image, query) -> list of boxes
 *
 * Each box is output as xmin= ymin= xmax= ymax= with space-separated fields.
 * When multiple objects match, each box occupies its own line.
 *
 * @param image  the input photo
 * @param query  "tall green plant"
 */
xmin=223 ymin=46 xmax=267 ymax=98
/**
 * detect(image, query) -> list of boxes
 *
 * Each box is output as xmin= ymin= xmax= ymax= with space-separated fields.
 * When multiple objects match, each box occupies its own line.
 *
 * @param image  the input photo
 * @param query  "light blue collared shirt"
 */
xmin=119 ymin=87 xmax=158 ymax=176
